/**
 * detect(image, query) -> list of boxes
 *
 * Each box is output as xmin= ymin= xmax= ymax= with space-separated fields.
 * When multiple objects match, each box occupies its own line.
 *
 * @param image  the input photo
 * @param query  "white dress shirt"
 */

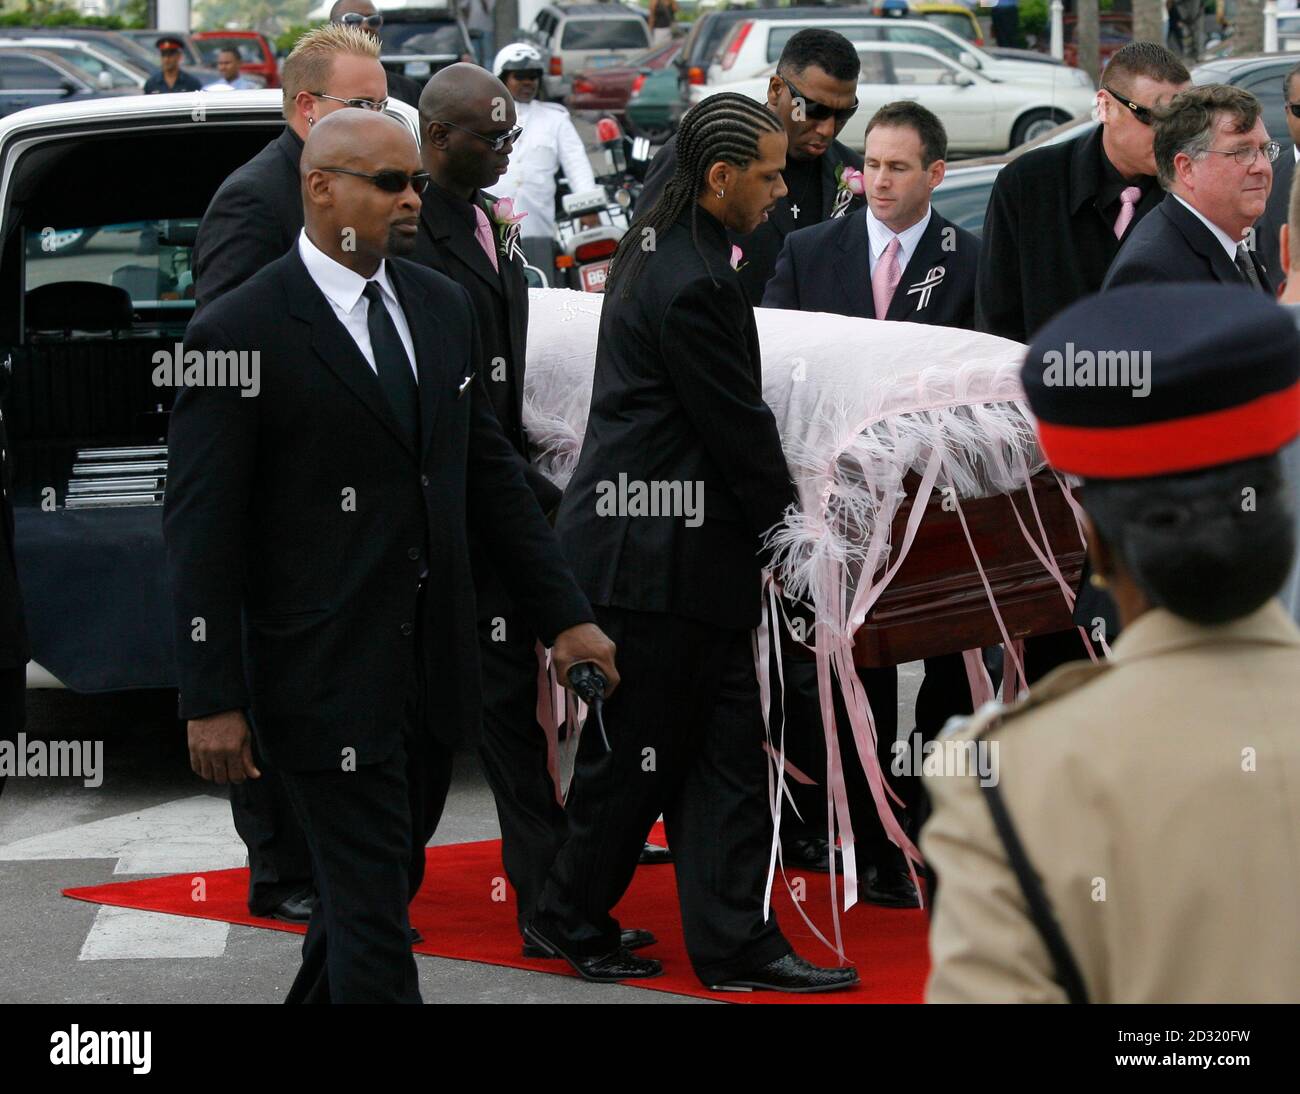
xmin=865 ymin=205 xmax=932 ymax=279
xmin=297 ymin=229 xmax=417 ymax=382
xmin=1172 ymin=193 xmax=1242 ymax=261
xmin=485 ymin=98 xmax=597 ymax=240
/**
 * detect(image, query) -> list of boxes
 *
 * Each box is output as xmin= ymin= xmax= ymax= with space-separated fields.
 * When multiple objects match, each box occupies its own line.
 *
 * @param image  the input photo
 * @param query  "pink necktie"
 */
xmin=872 ymin=236 xmax=902 ymax=319
xmin=473 ymin=203 xmax=500 ymax=273
xmin=1113 ymin=185 xmax=1142 ymax=239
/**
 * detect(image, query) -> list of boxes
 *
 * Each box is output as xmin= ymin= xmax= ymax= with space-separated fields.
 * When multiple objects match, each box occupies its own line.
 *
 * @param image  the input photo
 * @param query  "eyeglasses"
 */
xmin=430 ymin=120 xmax=523 ymax=152
xmin=1102 ymin=86 xmax=1154 ymax=125
xmin=1288 ymin=102 xmax=1300 ymax=119
xmin=780 ymin=73 xmax=858 ymax=124
xmin=317 ymin=167 xmax=431 ymax=194
xmin=160 ymin=48 xmax=181 ymax=57
xmin=505 ymin=69 xmax=543 ymax=82
xmin=337 ymin=12 xmax=383 ymax=29
xmin=1203 ymin=141 xmax=1281 ymax=167
xmin=312 ymin=91 xmax=389 ymax=112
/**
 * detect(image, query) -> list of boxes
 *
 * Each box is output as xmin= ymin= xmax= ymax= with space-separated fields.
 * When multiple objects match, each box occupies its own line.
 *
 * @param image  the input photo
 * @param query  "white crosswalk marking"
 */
xmin=0 ymin=795 xmax=248 ymax=960
xmin=79 ymin=905 xmax=230 ymax=961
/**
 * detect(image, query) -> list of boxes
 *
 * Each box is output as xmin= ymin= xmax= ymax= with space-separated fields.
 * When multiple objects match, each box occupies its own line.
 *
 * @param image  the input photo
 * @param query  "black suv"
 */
xmin=377 ymin=7 xmax=475 ymax=82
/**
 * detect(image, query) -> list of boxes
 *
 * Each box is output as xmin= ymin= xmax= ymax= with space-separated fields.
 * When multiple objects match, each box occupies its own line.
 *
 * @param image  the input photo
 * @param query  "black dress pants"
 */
xmin=277 ymin=613 xmax=454 ymax=1004
xmin=230 ymin=751 xmax=314 ymax=915
xmin=476 ymin=603 xmax=567 ymax=934
xmin=532 ymin=606 xmax=792 ymax=985
xmin=782 ymin=651 xmax=972 ymax=866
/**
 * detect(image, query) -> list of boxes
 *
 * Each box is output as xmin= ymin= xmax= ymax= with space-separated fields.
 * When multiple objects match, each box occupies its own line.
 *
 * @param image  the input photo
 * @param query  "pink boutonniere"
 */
xmin=730 ymin=244 xmax=746 ymax=271
xmin=831 ymin=165 xmax=865 ymax=219
xmin=490 ymin=197 xmax=528 ymax=263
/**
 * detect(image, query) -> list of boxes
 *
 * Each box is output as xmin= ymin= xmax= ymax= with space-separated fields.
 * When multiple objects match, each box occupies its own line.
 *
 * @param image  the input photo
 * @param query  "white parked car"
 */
xmin=705 ymin=15 xmax=1094 ymax=94
xmin=696 ymin=41 xmax=1096 ymax=154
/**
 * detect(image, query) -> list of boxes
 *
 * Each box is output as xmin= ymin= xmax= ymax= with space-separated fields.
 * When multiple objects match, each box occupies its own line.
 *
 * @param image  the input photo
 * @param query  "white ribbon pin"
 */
xmin=905 ymin=266 xmax=946 ymax=310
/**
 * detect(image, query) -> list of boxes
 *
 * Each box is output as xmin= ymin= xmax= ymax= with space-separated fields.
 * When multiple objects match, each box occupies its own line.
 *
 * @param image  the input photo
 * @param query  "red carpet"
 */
xmin=63 ymin=826 xmax=928 ymax=1003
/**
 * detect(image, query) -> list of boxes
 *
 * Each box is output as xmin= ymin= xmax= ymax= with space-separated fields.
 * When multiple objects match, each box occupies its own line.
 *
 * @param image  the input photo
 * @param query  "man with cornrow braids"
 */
xmin=640 ymin=28 xmax=864 ymax=303
xmin=524 ymin=94 xmax=859 ymax=993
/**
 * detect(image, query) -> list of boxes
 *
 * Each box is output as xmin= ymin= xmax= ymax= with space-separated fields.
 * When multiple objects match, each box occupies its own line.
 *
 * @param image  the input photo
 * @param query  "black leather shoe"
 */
xmin=781 ymin=837 xmax=840 ymax=874
xmin=709 ymin=953 xmax=858 ymax=994
xmin=255 ymin=889 xmax=315 ymax=924
xmin=522 ymin=923 xmax=662 ymax=982
xmin=638 ymin=841 xmax=673 ymax=865
xmin=863 ymin=865 xmax=921 ymax=909
xmin=523 ymin=926 xmax=655 ymax=958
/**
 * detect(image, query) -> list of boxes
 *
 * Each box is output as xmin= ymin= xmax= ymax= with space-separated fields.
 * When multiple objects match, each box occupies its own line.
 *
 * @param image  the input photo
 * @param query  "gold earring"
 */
xmin=1089 ymin=572 xmax=1109 ymax=590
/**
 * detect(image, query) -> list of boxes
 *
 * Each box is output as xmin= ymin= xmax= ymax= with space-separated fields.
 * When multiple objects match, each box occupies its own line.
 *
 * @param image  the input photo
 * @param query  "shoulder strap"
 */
xmin=979 ymin=780 xmax=1090 ymax=1004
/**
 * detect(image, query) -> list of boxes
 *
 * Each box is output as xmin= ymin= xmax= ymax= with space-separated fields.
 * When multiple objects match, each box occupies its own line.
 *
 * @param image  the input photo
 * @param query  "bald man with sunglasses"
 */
xmin=166 ymin=109 xmax=615 ymax=1003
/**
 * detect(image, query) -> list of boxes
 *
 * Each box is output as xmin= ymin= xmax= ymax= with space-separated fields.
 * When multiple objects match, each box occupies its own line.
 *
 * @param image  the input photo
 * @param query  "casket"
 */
xmin=523 ymin=288 xmax=1086 ymax=669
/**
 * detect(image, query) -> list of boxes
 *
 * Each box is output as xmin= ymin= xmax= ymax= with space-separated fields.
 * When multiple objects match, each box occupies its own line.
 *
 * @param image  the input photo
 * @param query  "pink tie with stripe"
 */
xmin=872 ymin=235 xmax=902 ymax=320
xmin=473 ymin=203 xmax=500 ymax=273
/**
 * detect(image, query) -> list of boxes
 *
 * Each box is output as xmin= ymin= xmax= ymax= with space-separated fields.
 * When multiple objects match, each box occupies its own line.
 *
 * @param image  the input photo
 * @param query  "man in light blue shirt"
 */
xmin=204 ymin=48 xmax=259 ymax=91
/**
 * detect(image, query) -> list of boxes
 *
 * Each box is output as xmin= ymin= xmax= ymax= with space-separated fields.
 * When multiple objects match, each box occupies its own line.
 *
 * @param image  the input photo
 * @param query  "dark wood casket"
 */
xmin=852 ymin=470 xmax=1085 ymax=668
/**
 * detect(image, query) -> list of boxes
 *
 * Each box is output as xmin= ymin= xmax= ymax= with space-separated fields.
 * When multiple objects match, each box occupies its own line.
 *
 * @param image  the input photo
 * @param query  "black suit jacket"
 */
xmin=1254 ymin=148 xmax=1294 ymax=292
xmin=763 ymin=205 xmax=978 ymax=329
xmin=976 ymin=125 xmax=1163 ymax=342
xmin=163 ymin=247 xmax=593 ymax=771
xmin=1101 ymin=193 xmax=1272 ymax=291
xmin=411 ymin=183 xmax=559 ymax=513
xmin=556 ymin=205 xmax=796 ymax=630
xmin=0 ymin=356 xmax=28 ymax=672
xmin=192 ymin=128 xmax=304 ymax=312
xmin=639 ymin=131 xmax=865 ymax=302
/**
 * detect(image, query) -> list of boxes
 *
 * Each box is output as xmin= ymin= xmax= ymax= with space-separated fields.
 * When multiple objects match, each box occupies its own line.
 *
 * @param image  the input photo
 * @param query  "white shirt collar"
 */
xmin=865 ymin=204 xmax=932 ymax=269
xmin=1171 ymin=194 xmax=1242 ymax=261
xmin=297 ymin=228 xmax=398 ymax=315
xmin=1293 ymin=143 xmax=1298 ymax=164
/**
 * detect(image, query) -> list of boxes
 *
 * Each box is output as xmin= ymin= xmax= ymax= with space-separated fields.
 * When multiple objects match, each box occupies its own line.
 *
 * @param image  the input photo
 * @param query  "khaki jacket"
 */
xmin=923 ymin=601 xmax=1300 ymax=1003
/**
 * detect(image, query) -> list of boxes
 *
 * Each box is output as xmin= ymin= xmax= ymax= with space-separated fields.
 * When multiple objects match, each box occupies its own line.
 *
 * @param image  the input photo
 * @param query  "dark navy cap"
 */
xmin=1022 ymin=284 xmax=1300 ymax=479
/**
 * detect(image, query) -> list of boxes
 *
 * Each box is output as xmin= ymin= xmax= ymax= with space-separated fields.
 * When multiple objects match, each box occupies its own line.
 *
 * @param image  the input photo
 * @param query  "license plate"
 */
xmin=580 ymin=259 xmax=611 ymax=292
xmin=588 ymin=55 xmax=623 ymax=68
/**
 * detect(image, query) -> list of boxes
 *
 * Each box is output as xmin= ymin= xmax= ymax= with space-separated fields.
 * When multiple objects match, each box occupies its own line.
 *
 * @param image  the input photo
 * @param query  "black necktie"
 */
xmin=1235 ymin=243 xmax=1263 ymax=292
xmin=362 ymin=280 xmax=419 ymax=451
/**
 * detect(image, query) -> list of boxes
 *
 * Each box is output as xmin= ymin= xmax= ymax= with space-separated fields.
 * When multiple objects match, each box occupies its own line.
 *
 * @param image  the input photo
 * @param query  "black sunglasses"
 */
xmin=780 ymin=72 xmax=858 ymax=124
xmin=431 ymin=119 xmax=523 ymax=153
xmin=338 ymin=12 xmax=383 ymax=29
xmin=1287 ymin=102 xmax=1300 ymax=119
xmin=1103 ymin=86 xmax=1154 ymax=125
xmin=318 ymin=167 xmax=430 ymax=194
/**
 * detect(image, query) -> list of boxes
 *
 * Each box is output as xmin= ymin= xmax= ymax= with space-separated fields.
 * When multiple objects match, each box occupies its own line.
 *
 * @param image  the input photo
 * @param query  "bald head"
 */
xmin=302 ymin=107 xmax=415 ymax=175
xmin=301 ymin=110 xmax=423 ymax=273
xmin=419 ymin=63 xmax=517 ymax=194
xmin=419 ymin=62 xmax=511 ymax=130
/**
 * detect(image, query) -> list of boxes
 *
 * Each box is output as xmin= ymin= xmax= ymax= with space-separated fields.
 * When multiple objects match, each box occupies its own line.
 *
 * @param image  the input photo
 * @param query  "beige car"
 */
xmin=525 ymin=2 xmax=652 ymax=99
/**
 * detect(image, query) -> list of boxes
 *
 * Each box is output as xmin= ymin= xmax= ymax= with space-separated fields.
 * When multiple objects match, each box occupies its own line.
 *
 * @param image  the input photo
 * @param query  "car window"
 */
xmin=560 ymin=19 xmax=648 ymax=51
xmin=1240 ymin=68 xmax=1288 ymax=140
xmin=47 ymin=49 xmax=136 ymax=89
xmin=922 ymin=13 xmax=977 ymax=43
xmin=891 ymin=50 xmax=955 ymax=86
xmin=25 ymin=220 xmax=199 ymax=309
xmin=881 ymin=24 xmax=964 ymax=62
xmin=856 ymin=50 xmax=890 ymax=85
xmin=1 ymin=55 xmax=69 ymax=90
xmin=768 ymin=24 xmax=880 ymax=63
xmin=380 ymin=24 xmax=466 ymax=56
xmin=931 ymin=176 xmax=994 ymax=235
xmin=198 ymin=38 xmax=264 ymax=64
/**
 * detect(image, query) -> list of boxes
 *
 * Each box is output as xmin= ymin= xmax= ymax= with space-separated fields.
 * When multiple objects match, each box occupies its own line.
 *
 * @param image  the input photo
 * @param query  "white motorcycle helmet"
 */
xmin=493 ymin=42 xmax=545 ymax=79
